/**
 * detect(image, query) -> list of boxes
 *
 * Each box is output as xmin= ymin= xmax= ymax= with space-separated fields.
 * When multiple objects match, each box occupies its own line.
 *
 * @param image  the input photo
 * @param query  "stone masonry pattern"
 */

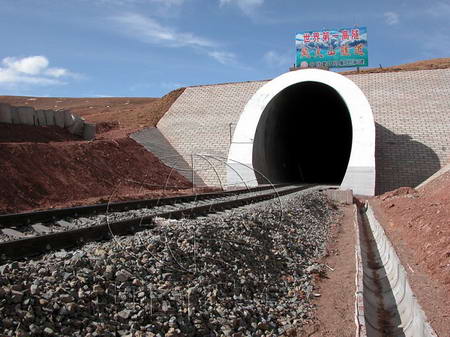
xmin=148 ymin=69 xmax=450 ymax=194
xmin=348 ymin=69 xmax=450 ymax=193
xmin=156 ymin=81 xmax=267 ymax=187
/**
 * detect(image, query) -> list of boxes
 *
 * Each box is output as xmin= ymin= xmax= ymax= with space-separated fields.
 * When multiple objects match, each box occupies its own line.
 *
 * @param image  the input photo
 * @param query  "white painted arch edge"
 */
xmin=227 ymin=69 xmax=376 ymax=196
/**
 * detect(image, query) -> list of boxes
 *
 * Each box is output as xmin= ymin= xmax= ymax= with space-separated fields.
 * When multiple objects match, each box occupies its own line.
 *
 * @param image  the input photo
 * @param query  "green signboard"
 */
xmin=295 ymin=27 xmax=368 ymax=69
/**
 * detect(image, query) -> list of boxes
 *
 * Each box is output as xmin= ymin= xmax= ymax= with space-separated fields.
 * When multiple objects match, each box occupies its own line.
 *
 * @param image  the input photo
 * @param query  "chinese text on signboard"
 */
xmin=295 ymin=27 xmax=368 ymax=69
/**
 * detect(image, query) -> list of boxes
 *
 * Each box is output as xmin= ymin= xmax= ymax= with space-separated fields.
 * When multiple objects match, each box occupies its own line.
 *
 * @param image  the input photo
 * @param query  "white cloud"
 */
xmin=111 ymin=13 xmax=238 ymax=65
xmin=151 ymin=0 xmax=184 ymax=6
xmin=84 ymin=0 xmax=186 ymax=18
xmin=44 ymin=68 xmax=70 ymax=78
xmin=219 ymin=0 xmax=263 ymax=15
xmin=90 ymin=0 xmax=184 ymax=6
xmin=263 ymin=50 xmax=291 ymax=68
xmin=0 ymin=56 xmax=78 ymax=87
xmin=384 ymin=11 xmax=399 ymax=25
xmin=2 ymin=56 xmax=49 ymax=75
xmin=111 ymin=13 xmax=216 ymax=48
xmin=208 ymin=51 xmax=236 ymax=65
xmin=219 ymin=0 xmax=264 ymax=13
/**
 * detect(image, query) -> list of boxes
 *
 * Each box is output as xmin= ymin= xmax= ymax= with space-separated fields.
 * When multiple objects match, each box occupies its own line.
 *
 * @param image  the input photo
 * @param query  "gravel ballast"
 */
xmin=0 ymin=191 xmax=338 ymax=337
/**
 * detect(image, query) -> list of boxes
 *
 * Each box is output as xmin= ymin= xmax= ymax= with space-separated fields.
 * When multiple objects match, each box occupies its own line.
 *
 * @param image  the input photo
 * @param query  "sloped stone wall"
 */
xmin=133 ymin=69 xmax=450 ymax=194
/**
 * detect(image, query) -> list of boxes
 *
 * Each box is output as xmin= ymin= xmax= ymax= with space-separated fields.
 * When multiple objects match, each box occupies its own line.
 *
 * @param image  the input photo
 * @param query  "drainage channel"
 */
xmin=355 ymin=203 xmax=437 ymax=337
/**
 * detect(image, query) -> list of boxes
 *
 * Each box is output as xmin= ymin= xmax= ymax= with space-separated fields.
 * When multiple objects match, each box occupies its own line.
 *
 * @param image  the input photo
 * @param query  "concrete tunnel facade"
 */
xmin=226 ymin=69 xmax=376 ymax=196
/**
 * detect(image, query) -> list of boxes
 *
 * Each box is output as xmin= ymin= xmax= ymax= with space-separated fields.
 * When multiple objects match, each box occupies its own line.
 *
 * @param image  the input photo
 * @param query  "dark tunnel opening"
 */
xmin=252 ymin=81 xmax=353 ymax=185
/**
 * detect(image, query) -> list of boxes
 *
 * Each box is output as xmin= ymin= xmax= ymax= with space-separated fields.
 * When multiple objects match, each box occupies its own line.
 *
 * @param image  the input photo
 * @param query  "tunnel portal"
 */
xmin=252 ymin=81 xmax=353 ymax=185
xmin=227 ymin=69 xmax=375 ymax=195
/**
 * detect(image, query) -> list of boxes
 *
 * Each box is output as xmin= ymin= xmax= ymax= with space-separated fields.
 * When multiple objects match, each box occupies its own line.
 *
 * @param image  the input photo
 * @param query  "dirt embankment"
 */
xmin=373 ymin=172 xmax=450 ymax=288
xmin=0 ymin=88 xmax=184 ymax=139
xmin=0 ymin=138 xmax=192 ymax=214
xmin=0 ymin=88 xmax=190 ymax=213
xmin=341 ymin=57 xmax=450 ymax=75
xmin=370 ymin=169 xmax=450 ymax=335
xmin=0 ymin=124 xmax=81 ymax=143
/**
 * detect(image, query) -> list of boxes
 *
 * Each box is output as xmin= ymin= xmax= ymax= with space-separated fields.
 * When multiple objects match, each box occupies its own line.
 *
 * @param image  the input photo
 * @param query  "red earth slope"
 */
xmin=0 ymin=138 xmax=191 ymax=214
xmin=373 ymin=169 xmax=450 ymax=288
xmin=0 ymin=88 xmax=190 ymax=214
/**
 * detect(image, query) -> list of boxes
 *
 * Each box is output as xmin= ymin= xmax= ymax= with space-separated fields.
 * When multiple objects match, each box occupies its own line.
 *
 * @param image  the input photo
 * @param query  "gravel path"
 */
xmin=0 ymin=191 xmax=338 ymax=337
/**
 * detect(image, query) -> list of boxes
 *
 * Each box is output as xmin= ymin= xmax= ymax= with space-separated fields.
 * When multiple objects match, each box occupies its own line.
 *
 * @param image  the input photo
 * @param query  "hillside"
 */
xmin=341 ymin=57 xmax=450 ymax=75
xmin=0 ymin=88 xmax=184 ymax=139
xmin=0 ymin=88 xmax=191 ymax=214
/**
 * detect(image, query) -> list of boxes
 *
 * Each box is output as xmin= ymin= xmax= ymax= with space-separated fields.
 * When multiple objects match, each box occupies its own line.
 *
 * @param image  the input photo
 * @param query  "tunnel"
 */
xmin=227 ymin=69 xmax=376 ymax=196
xmin=252 ymin=81 xmax=353 ymax=185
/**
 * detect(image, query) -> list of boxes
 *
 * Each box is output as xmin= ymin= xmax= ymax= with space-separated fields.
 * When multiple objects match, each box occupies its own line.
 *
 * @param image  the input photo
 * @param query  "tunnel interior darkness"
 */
xmin=252 ymin=81 xmax=353 ymax=185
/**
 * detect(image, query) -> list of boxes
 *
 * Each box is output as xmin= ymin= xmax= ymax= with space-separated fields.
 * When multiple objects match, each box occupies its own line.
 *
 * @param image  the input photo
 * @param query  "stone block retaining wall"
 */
xmin=0 ymin=103 xmax=96 ymax=140
xmin=135 ymin=68 xmax=450 ymax=194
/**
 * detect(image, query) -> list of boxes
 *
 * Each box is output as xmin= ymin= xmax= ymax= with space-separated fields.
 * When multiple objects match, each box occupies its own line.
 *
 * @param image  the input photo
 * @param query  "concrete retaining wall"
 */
xmin=36 ymin=109 xmax=46 ymax=126
xmin=148 ymin=81 xmax=267 ymax=186
xmin=349 ymin=69 xmax=450 ymax=194
xmin=54 ymin=110 xmax=65 ymax=128
xmin=145 ymin=68 xmax=450 ymax=194
xmin=416 ymin=160 xmax=450 ymax=189
xmin=0 ymin=103 xmax=12 ymax=124
xmin=17 ymin=106 xmax=35 ymax=125
xmin=0 ymin=103 xmax=95 ymax=140
xmin=130 ymin=127 xmax=206 ymax=185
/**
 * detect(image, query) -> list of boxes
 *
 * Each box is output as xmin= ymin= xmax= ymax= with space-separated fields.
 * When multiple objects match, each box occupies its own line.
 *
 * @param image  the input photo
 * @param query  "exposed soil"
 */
xmin=341 ymin=57 xmax=450 ymax=75
xmin=0 ymin=124 xmax=81 ymax=143
xmin=301 ymin=204 xmax=356 ymax=337
xmin=0 ymin=137 xmax=192 ymax=214
xmin=0 ymin=57 xmax=448 ymax=335
xmin=0 ymin=88 xmax=184 ymax=139
xmin=374 ymin=173 xmax=450 ymax=287
xmin=370 ymin=169 xmax=450 ymax=336
xmin=0 ymin=88 xmax=189 ymax=213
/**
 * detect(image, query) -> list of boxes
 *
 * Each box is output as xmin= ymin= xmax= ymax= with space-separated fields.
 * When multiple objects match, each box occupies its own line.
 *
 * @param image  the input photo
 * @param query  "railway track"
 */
xmin=0 ymin=184 xmax=328 ymax=261
xmin=0 ymin=184 xmax=287 ymax=227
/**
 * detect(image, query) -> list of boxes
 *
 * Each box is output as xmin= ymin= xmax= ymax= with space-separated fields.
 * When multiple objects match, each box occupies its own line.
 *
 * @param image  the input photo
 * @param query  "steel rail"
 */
xmin=0 ymin=184 xmax=319 ymax=261
xmin=0 ymin=184 xmax=290 ymax=228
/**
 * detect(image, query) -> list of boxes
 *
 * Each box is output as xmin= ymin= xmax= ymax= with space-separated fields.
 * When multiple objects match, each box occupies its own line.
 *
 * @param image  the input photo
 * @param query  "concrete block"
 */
xmin=2 ymin=228 xmax=25 ymax=238
xmin=0 ymin=103 xmax=12 ymax=124
xmin=54 ymin=110 xmax=65 ymax=128
xmin=64 ymin=110 xmax=76 ymax=128
xmin=69 ymin=116 xmax=85 ymax=136
xmin=35 ymin=110 xmax=47 ymax=126
xmin=83 ymin=123 xmax=96 ymax=140
xmin=324 ymin=189 xmax=353 ymax=204
xmin=44 ymin=109 xmax=55 ymax=125
xmin=31 ymin=223 xmax=52 ymax=234
xmin=56 ymin=220 xmax=75 ymax=228
xmin=11 ymin=107 xmax=21 ymax=124
xmin=17 ymin=106 xmax=35 ymax=125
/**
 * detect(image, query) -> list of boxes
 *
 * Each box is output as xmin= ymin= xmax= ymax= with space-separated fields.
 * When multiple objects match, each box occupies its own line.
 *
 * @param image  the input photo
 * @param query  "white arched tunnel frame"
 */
xmin=226 ymin=69 xmax=376 ymax=196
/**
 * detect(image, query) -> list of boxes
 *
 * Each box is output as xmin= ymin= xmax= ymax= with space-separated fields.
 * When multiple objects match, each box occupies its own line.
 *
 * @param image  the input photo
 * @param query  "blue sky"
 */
xmin=0 ymin=0 xmax=449 ymax=97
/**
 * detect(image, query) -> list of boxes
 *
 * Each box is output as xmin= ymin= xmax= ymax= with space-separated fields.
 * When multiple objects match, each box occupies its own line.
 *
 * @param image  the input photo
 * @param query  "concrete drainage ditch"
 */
xmin=354 ymin=203 xmax=437 ymax=337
